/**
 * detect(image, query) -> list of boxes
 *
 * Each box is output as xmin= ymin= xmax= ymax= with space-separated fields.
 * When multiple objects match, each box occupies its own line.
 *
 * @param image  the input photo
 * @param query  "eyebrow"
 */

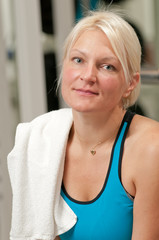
xmin=70 ymin=49 xmax=118 ymax=62
xmin=100 ymin=57 xmax=118 ymax=63
xmin=70 ymin=49 xmax=86 ymax=56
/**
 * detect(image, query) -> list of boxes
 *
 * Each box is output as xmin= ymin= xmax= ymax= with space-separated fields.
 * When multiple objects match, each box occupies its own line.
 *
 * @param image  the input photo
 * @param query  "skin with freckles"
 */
xmin=62 ymin=30 xmax=135 ymax=114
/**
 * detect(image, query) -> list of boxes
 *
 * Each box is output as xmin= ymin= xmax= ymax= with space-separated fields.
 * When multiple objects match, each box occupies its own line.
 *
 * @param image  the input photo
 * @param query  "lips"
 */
xmin=74 ymin=88 xmax=99 ymax=96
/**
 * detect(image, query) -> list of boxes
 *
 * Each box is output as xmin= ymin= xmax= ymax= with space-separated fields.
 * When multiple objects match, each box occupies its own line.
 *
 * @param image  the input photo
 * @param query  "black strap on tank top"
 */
xmin=118 ymin=110 xmax=135 ymax=191
xmin=123 ymin=110 xmax=135 ymax=124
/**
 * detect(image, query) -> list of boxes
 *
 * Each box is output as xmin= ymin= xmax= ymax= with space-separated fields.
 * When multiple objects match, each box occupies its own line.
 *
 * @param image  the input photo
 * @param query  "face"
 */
xmin=62 ymin=29 xmax=130 ymax=113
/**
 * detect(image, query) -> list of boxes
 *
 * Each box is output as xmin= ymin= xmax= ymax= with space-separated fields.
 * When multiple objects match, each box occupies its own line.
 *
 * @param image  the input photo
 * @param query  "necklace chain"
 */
xmin=75 ymin=131 xmax=113 ymax=156
xmin=90 ymin=141 xmax=105 ymax=155
xmin=73 ymin=113 xmax=124 ymax=156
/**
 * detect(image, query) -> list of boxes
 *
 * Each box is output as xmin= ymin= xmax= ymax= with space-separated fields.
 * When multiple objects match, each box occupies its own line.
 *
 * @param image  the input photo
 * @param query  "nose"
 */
xmin=80 ymin=64 xmax=97 ymax=83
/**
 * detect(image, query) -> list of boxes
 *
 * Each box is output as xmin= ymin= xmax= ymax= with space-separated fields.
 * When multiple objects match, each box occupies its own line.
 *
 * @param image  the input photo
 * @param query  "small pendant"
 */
xmin=90 ymin=150 xmax=96 ymax=155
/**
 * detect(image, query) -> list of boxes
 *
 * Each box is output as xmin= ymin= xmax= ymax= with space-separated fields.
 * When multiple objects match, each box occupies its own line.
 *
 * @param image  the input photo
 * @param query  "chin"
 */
xmin=63 ymin=96 xmax=91 ymax=111
xmin=72 ymin=104 xmax=103 ymax=113
xmin=65 ymin=102 xmax=93 ymax=112
xmin=70 ymin=106 xmax=92 ymax=112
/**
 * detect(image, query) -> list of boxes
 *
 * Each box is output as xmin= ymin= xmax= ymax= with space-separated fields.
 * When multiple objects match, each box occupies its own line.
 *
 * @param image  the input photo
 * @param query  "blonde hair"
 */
xmin=60 ymin=10 xmax=141 ymax=108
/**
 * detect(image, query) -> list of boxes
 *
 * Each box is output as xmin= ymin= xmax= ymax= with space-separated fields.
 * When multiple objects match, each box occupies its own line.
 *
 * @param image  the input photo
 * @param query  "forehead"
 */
xmin=72 ymin=29 xmax=110 ymax=47
xmin=69 ymin=29 xmax=118 ymax=60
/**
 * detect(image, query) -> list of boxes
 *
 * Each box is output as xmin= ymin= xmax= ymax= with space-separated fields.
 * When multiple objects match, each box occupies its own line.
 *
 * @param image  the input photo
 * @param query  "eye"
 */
xmin=103 ymin=64 xmax=115 ymax=71
xmin=73 ymin=57 xmax=82 ymax=64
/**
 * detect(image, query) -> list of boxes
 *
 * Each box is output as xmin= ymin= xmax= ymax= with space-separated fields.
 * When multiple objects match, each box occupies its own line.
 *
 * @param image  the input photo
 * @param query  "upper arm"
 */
xmin=132 ymin=138 xmax=159 ymax=240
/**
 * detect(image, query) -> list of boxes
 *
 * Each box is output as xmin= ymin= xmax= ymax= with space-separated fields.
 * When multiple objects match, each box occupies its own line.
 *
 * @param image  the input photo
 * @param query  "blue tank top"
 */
xmin=60 ymin=111 xmax=135 ymax=240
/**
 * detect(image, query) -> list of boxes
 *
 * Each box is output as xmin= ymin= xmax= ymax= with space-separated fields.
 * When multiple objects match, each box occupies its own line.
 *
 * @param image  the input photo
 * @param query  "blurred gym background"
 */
xmin=0 ymin=0 xmax=159 ymax=239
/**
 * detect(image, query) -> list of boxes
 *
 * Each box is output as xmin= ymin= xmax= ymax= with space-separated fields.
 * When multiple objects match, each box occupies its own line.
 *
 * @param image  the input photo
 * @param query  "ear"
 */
xmin=122 ymin=72 xmax=140 ymax=98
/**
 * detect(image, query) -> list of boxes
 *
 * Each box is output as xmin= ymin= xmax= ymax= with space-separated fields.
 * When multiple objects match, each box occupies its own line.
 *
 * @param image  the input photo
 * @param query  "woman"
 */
xmin=8 ymin=11 xmax=159 ymax=240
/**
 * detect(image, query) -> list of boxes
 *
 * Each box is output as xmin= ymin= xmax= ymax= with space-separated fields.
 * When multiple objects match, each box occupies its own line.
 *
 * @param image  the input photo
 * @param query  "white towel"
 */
xmin=8 ymin=108 xmax=77 ymax=240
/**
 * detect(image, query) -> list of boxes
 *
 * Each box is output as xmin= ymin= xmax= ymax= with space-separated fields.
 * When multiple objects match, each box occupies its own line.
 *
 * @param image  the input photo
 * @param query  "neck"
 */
xmin=71 ymin=108 xmax=126 ymax=148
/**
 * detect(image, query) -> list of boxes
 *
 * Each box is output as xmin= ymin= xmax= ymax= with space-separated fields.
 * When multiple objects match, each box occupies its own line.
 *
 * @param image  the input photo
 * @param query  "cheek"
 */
xmin=101 ymin=76 xmax=127 ymax=101
xmin=62 ymin=63 xmax=80 ymax=85
xmin=101 ymin=77 xmax=119 ymax=92
xmin=61 ymin=66 xmax=79 ymax=102
xmin=104 ymin=72 xmax=126 ymax=90
xmin=61 ymin=67 xmax=72 ymax=94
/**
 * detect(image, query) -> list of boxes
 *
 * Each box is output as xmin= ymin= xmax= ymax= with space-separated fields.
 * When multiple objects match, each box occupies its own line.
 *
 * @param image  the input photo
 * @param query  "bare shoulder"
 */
xmin=130 ymin=114 xmax=159 ymax=153
xmin=126 ymin=113 xmax=159 ymax=187
xmin=130 ymin=114 xmax=159 ymax=239
xmin=132 ymin=113 xmax=159 ymax=132
xmin=128 ymin=113 xmax=159 ymax=192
